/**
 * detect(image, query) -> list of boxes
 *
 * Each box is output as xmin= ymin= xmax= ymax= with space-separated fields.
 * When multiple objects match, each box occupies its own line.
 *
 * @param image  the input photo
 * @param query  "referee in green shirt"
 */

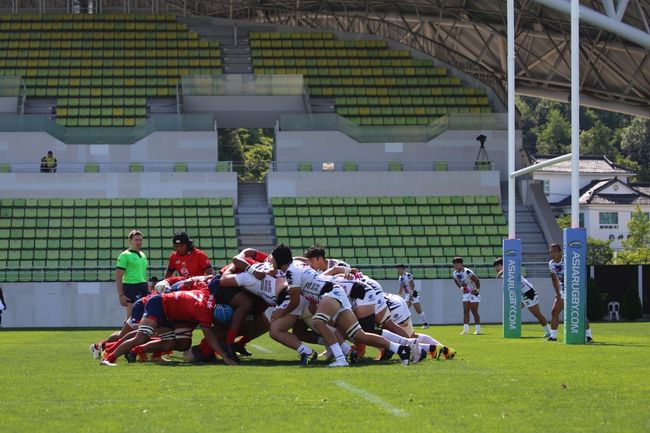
xmin=115 ymin=230 xmax=148 ymax=319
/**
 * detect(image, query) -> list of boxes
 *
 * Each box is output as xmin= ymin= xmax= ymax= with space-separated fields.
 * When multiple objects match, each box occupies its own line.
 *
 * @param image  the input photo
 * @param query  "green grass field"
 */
xmin=1 ymin=323 xmax=649 ymax=433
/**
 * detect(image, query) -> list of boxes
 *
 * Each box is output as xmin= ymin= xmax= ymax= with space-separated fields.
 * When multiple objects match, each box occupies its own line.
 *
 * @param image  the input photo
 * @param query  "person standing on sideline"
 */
xmin=40 ymin=150 xmax=57 ymax=173
xmin=0 ymin=286 xmax=7 ymax=327
xmin=397 ymin=264 xmax=429 ymax=329
xmin=115 ymin=230 xmax=149 ymax=320
xmin=164 ymin=231 xmax=214 ymax=279
xmin=452 ymin=256 xmax=481 ymax=335
xmin=547 ymin=243 xmax=593 ymax=343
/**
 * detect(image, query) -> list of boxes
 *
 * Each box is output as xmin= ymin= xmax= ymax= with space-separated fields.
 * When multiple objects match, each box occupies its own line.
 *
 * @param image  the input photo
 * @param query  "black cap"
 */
xmin=173 ymin=231 xmax=190 ymax=244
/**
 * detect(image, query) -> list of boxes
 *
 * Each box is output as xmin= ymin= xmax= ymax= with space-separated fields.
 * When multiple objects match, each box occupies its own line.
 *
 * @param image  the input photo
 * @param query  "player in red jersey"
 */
xmin=164 ymin=232 xmax=214 ymax=279
xmin=101 ymin=288 xmax=236 ymax=366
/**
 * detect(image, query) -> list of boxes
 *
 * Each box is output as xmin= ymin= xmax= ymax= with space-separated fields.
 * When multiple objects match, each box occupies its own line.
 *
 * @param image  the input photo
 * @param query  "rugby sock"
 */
xmin=225 ymin=329 xmax=237 ymax=345
xmin=198 ymin=338 xmax=213 ymax=357
xmin=585 ymin=328 xmax=592 ymax=338
xmin=416 ymin=333 xmax=440 ymax=346
xmin=463 ymin=324 xmax=469 ymax=333
xmin=380 ymin=329 xmax=409 ymax=345
xmin=550 ymin=329 xmax=558 ymax=339
xmin=388 ymin=342 xmax=401 ymax=353
xmin=297 ymin=344 xmax=314 ymax=356
xmin=543 ymin=324 xmax=551 ymax=334
xmin=475 ymin=324 xmax=481 ymax=333
xmin=340 ymin=342 xmax=352 ymax=356
xmin=329 ymin=343 xmax=345 ymax=362
xmin=419 ymin=312 xmax=428 ymax=323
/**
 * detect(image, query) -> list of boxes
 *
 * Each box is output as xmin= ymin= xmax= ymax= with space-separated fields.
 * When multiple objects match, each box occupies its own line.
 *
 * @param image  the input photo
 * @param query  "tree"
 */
xmin=587 ymin=237 xmax=613 ymax=265
xmin=623 ymin=205 xmax=650 ymax=250
xmin=536 ymin=108 xmax=571 ymax=155
xmin=620 ymin=118 xmax=650 ymax=181
xmin=580 ymin=121 xmax=615 ymax=158
xmin=556 ymin=214 xmax=571 ymax=230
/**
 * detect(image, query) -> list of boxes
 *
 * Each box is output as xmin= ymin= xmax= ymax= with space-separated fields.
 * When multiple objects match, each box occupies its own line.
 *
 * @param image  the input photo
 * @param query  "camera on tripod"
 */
xmin=476 ymin=135 xmax=487 ymax=146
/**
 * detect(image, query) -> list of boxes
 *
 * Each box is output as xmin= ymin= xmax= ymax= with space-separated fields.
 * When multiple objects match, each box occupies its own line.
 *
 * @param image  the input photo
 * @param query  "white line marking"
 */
xmin=334 ymin=380 xmax=408 ymax=417
xmin=250 ymin=344 xmax=272 ymax=353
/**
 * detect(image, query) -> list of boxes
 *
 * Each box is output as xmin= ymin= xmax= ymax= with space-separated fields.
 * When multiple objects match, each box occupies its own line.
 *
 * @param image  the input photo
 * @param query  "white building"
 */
xmin=532 ymin=156 xmax=650 ymax=250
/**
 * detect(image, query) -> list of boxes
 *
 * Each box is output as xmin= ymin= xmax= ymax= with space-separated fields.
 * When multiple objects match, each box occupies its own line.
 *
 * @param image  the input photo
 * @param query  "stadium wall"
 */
xmin=0 ymin=131 xmax=218 ymax=165
xmin=274 ymin=129 xmax=513 ymax=180
xmin=0 ymin=278 xmax=557 ymax=328
xmin=0 ymin=172 xmax=238 ymax=202
xmin=266 ymin=171 xmax=501 ymax=201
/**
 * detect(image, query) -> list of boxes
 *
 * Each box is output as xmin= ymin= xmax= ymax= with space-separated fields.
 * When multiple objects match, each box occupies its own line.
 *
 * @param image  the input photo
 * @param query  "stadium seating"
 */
xmin=249 ymin=31 xmax=492 ymax=126
xmin=0 ymin=13 xmax=221 ymax=126
xmin=272 ymin=195 xmax=507 ymax=279
xmin=0 ymin=197 xmax=238 ymax=282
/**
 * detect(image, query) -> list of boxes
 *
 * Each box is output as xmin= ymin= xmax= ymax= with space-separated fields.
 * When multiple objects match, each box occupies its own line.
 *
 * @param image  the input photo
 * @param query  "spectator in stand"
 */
xmin=40 ymin=150 xmax=57 ymax=173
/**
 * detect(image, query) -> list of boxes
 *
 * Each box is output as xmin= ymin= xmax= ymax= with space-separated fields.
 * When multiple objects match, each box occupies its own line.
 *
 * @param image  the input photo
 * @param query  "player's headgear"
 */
xmin=173 ymin=231 xmax=194 ymax=250
xmin=271 ymin=243 xmax=293 ymax=268
xmin=493 ymin=258 xmax=503 ymax=267
xmin=396 ymin=264 xmax=406 ymax=269
xmin=213 ymin=304 xmax=234 ymax=324
xmin=452 ymin=256 xmax=464 ymax=264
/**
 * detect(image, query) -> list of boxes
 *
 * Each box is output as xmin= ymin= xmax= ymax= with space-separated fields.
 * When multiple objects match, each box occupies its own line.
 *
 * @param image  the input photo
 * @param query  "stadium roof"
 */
xmin=166 ymin=0 xmax=650 ymax=118
xmin=532 ymin=155 xmax=635 ymax=175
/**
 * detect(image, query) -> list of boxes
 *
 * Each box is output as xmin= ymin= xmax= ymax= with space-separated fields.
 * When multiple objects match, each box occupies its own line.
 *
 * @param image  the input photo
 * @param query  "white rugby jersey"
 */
xmin=498 ymin=271 xmax=535 ymax=294
xmin=452 ymin=267 xmax=478 ymax=293
xmin=235 ymin=262 xmax=286 ymax=306
xmin=398 ymin=272 xmax=415 ymax=293
xmin=286 ymin=260 xmax=335 ymax=303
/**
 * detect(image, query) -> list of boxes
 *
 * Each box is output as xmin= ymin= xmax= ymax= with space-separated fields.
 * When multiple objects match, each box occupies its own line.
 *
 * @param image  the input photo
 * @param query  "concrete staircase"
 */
xmin=236 ymin=182 xmax=276 ymax=252
xmin=501 ymin=182 xmax=549 ymax=262
xmin=181 ymin=17 xmax=252 ymax=74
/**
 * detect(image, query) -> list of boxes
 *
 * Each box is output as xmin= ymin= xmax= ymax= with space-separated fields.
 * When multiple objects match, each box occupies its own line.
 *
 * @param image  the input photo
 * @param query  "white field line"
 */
xmin=334 ymin=380 xmax=408 ymax=417
xmin=250 ymin=344 xmax=273 ymax=353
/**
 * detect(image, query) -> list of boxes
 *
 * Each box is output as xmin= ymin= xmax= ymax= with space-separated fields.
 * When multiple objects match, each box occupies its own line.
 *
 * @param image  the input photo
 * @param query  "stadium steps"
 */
xmin=500 ymin=182 xmax=549 ymax=262
xmin=236 ymin=182 xmax=275 ymax=252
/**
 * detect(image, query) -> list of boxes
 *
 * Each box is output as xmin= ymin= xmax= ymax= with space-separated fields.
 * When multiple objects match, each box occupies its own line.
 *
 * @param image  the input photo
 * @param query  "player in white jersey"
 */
xmin=452 ymin=256 xmax=481 ymax=335
xmin=397 ymin=264 xmax=429 ymax=328
xmin=269 ymin=244 xmax=420 ymax=367
xmin=547 ymin=243 xmax=593 ymax=342
xmin=493 ymin=258 xmax=551 ymax=337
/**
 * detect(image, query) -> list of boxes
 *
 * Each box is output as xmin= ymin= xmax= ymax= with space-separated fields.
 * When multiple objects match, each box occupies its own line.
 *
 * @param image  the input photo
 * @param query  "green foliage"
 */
xmin=219 ymin=128 xmax=274 ymax=181
xmin=587 ymin=278 xmax=604 ymax=321
xmin=621 ymin=282 xmax=643 ymax=320
xmin=580 ymin=121 xmax=615 ymax=157
xmin=587 ymin=237 xmax=613 ymax=265
xmin=536 ymin=108 xmax=571 ymax=154
xmin=623 ymin=205 xmax=650 ymax=250
xmin=614 ymin=248 xmax=650 ymax=264
xmin=556 ymin=214 xmax=571 ymax=230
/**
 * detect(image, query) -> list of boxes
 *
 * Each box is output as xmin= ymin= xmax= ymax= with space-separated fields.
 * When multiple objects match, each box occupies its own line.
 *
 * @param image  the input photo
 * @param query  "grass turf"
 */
xmin=0 ymin=323 xmax=649 ymax=433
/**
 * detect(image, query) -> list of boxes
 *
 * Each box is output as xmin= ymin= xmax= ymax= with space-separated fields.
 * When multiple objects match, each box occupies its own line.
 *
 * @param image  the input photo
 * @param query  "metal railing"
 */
xmin=0 ymin=161 xmax=233 ymax=174
xmin=279 ymin=113 xmax=507 ymax=143
xmin=181 ymin=74 xmax=305 ymax=96
xmin=270 ymin=160 xmax=492 ymax=172
xmin=0 ymin=113 xmax=215 ymax=144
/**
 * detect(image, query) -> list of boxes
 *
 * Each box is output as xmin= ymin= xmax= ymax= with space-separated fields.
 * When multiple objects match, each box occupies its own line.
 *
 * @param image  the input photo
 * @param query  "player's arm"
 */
xmin=115 ymin=267 xmax=127 ymax=306
xmin=232 ymin=248 xmax=262 ymax=270
xmin=408 ymin=277 xmax=415 ymax=291
xmin=550 ymin=273 xmax=561 ymax=296
xmin=200 ymin=325 xmax=236 ymax=365
xmin=470 ymin=274 xmax=480 ymax=290
xmin=293 ymin=256 xmax=309 ymax=264
xmin=322 ymin=264 xmax=354 ymax=276
xmin=164 ymin=256 xmax=175 ymax=279
xmin=452 ymin=277 xmax=462 ymax=289
xmin=273 ymin=286 xmax=300 ymax=319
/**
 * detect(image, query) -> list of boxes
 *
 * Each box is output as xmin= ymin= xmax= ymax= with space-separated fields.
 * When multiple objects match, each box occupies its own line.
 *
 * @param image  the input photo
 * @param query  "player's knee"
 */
xmin=312 ymin=312 xmax=331 ymax=328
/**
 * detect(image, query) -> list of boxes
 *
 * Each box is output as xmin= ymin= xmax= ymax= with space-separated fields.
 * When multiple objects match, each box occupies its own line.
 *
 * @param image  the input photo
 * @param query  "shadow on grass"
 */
xmin=143 ymin=357 xmax=402 ymax=368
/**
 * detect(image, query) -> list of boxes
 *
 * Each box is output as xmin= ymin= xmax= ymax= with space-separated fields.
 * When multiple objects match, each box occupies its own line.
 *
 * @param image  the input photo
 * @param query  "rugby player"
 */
xmin=452 ymin=256 xmax=481 ymax=335
xmin=397 ymin=264 xmax=429 ymax=328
